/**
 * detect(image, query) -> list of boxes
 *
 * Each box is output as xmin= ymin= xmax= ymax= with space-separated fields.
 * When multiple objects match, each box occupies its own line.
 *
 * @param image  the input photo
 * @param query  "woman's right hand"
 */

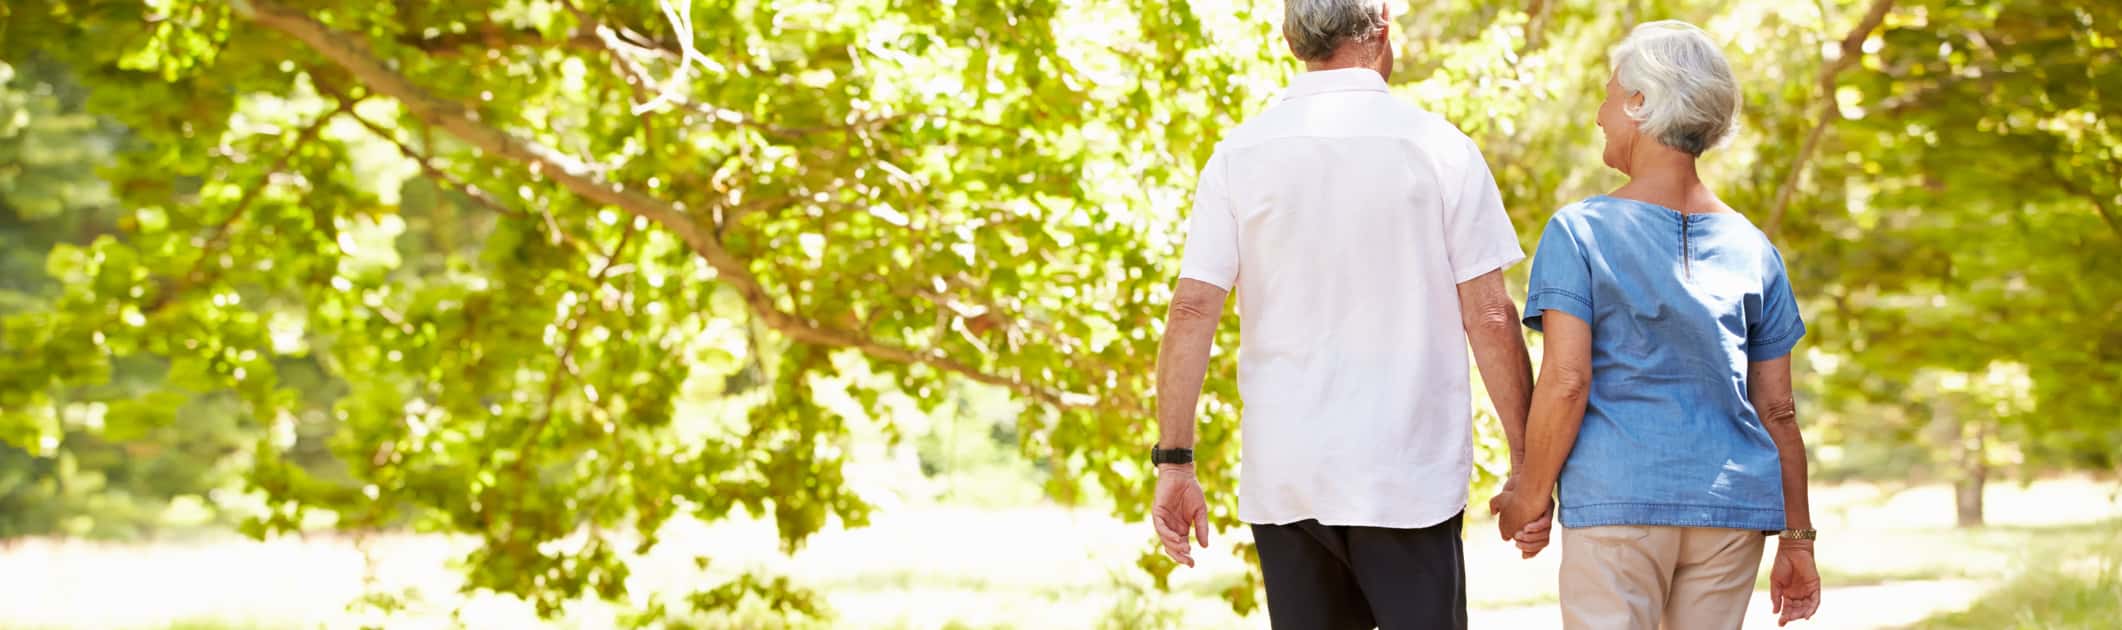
xmin=1769 ymin=539 xmax=1820 ymax=626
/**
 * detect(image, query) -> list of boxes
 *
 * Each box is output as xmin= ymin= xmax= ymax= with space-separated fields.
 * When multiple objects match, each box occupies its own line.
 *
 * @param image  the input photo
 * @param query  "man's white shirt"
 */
xmin=1178 ymin=68 xmax=1523 ymax=529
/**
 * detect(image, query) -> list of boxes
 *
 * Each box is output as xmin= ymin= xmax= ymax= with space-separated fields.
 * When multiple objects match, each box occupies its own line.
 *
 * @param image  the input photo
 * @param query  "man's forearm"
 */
xmin=1155 ymin=279 xmax=1229 ymax=450
xmin=1458 ymin=270 xmax=1535 ymax=470
xmin=1468 ymin=315 xmax=1534 ymax=470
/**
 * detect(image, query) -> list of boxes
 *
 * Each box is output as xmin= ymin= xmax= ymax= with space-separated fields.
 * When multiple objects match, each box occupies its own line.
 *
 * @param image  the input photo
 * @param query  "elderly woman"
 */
xmin=1490 ymin=21 xmax=1822 ymax=629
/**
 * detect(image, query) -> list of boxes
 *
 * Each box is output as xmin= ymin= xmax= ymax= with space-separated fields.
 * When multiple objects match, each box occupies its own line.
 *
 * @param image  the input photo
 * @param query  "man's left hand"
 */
xmin=1150 ymin=465 xmax=1210 ymax=567
xmin=1488 ymin=478 xmax=1553 ymax=556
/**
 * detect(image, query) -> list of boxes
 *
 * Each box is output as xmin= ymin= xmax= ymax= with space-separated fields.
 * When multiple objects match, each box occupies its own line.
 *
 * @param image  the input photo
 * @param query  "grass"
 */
xmin=1908 ymin=523 xmax=2122 ymax=629
xmin=11 ymin=621 xmax=285 ymax=630
xmin=1475 ymin=591 xmax=1563 ymax=609
xmin=5 ymin=479 xmax=2120 ymax=630
xmin=157 ymin=623 xmax=283 ymax=630
xmin=1917 ymin=571 xmax=2122 ymax=629
xmin=1751 ymin=519 xmax=2122 ymax=591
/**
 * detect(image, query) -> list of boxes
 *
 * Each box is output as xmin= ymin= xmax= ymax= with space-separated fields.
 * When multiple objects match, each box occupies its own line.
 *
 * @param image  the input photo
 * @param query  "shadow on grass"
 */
xmin=1897 ymin=520 xmax=2122 ymax=629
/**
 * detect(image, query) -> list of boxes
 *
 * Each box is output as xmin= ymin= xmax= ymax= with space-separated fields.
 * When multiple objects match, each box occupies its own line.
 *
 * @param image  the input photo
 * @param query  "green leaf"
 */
xmin=100 ymin=390 xmax=187 ymax=442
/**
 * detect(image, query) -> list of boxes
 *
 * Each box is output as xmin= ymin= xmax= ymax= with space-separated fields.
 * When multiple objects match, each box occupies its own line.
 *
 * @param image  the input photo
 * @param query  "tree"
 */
xmin=1 ymin=0 xmax=1283 ymax=620
xmin=1 ymin=56 xmax=268 ymax=540
xmin=4 ymin=0 xmax=2116 ymax=623
xmin=1789 ymin=0 xmax=2122 ymax=525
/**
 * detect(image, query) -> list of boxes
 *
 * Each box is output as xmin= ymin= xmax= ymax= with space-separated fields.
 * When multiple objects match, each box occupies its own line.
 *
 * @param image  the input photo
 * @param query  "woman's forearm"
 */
xmin=1764 ymin=410 xmax=1812 ymax=530
xmin=1518 ymin=372 xmax=1590 ymax=498
xmin=1518 ymin=310 xmax=1595 ymax=498
xmin=1750 ymin=356 xmax=1811 ymax=530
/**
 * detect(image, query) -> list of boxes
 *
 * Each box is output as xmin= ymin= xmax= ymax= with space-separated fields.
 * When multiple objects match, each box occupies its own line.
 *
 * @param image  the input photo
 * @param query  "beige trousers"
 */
xmin=1559 ymin=525 xmax=1766 ymax=630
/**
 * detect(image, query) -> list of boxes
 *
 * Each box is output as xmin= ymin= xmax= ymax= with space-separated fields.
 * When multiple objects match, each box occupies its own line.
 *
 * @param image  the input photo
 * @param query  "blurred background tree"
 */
xmin=0 ymin=56 xmax=268 ymax=540
xmin=0 ymin=0 xmax=2116 ymax=625
xmin=1 ymin=0 xmax=1283 ymax=621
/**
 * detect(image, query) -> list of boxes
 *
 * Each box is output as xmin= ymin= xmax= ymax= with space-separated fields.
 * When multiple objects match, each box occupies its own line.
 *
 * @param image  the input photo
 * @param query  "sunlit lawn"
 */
xmin=1919 ymin=538 xmax=2122 ymax=630
xmin=3 ymin=478 xmax=2117 ymax=630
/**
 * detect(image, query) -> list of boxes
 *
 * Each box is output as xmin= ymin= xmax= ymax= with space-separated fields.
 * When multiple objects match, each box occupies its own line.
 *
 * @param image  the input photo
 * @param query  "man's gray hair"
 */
xmin=1608 ymin=20 xmax=1741 ymax=156
xmin=1284 ymin=0 xmax=1389 ymax=62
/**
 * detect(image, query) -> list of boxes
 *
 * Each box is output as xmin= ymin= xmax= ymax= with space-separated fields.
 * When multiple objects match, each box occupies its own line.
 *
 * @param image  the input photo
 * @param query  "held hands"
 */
xmin=1150 ymin=465 xmax=1210 ymax=567
xmin=1487 ymin=476 xmax=1555 ymax=559
xmin=1770 ymin=539 xmax=1822 ymax=626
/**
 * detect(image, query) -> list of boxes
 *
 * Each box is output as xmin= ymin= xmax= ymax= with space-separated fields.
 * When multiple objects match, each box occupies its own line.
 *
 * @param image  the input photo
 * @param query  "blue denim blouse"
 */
xmin=1522 ymin=195 xmax=1806 ymax=531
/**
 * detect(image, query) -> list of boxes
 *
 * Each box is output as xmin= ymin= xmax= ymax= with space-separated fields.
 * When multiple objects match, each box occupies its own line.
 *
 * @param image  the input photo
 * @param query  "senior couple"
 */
xmin=1146 ymin=2 xmax=1821 ymax=629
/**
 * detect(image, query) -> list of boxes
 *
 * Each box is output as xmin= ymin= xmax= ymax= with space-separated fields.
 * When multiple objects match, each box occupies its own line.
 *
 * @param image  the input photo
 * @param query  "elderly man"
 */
xmin=1146 ymin=1 xmax=1540 ymax=627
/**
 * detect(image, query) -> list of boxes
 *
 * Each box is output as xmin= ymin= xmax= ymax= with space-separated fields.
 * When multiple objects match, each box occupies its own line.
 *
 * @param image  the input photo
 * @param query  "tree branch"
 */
xmin=557 ymin=0 xmax=909 ymax=143
xmin=149 ymin=99 xmax=353 ymax=312
xmin=557 ymin=0 xmax=659 ymax=145
xmin=517 ymin=218 xmax=639 ymax=471
xmin=233 ymin=0 xmax=1092 ymax=409
xmin=2054 ymin=172 xmax=2122 ymax=240
xmin=573 ymin=17 xmax=803 ymax=140
xmin=329 ymin=91 xmax=593 ymax=254
xmin=394 ymin=11 xmax=684 ymax=62
xmin=398 ymin=29 xmax=603 ymax=55
xmin=1764 ymin=0 xmax=1896 ymax=241
xmin=1524 ymin=0 xmax=1552 ymax=51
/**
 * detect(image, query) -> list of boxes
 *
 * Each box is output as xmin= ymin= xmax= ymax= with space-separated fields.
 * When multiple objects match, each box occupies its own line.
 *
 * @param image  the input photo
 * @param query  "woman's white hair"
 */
xmin=1608 ymin=20 xmax=1740 ymax=156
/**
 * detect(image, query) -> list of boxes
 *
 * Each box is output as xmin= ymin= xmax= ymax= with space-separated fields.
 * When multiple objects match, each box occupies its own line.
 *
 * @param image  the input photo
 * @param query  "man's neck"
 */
xmin=1303 ymin=47 xmax=1383 ymax=79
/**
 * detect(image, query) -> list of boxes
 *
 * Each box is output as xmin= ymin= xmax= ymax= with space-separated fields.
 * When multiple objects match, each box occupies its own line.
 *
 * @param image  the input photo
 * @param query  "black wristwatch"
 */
xmin=1150 ymin=445 xmax=1194 ymax=466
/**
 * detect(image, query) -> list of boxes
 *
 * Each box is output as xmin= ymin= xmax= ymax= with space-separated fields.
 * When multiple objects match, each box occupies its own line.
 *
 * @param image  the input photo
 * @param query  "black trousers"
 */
xmin=1252 ymin=511 xmax=1467 ymax=630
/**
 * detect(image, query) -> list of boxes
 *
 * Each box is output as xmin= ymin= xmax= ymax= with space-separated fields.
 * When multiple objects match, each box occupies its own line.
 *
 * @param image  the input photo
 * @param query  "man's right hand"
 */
xmin=1150 ymin=465 xmax=1210 ymax=567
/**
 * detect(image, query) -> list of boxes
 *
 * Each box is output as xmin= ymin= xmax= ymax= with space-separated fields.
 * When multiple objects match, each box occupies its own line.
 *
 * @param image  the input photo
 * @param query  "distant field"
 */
xmin=2 ymin=478 xmax=2117 ymax=630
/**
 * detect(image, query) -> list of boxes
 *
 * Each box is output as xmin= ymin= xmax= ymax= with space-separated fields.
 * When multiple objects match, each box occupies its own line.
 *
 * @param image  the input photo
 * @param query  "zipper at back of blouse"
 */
xmin=1681 ymin=215 xmax=1693 ymax=280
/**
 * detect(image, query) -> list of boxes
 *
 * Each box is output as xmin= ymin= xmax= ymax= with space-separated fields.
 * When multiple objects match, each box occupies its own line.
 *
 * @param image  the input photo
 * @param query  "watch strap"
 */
xmin=1150 ymin=446 xmax=1193 ymax=465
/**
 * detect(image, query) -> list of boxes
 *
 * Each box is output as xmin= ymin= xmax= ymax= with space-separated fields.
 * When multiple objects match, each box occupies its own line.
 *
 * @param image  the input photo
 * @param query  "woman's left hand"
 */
xmin=1770 ymin=540 xmax=1821 ymax=626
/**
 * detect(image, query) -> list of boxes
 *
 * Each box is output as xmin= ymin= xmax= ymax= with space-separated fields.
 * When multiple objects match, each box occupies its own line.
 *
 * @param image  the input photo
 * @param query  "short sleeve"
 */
xmin=1177 ymin=152 xmax=1239 ymax=290
xmin=1748 ymin=247 xmax=1807 ymax=361
xmin=1445 ymin=142 xmax=1526 ymax=283
xmin=1522 ymin=214 xmax=1594 ymax=332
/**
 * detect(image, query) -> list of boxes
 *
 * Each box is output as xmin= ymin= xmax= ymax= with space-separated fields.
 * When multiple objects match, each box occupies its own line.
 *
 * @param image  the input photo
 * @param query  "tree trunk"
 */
xmin=1953 ymin=463 xmax=1986 ymax=527
xmin=1952 ymin=405 xmax=1987 ymax=528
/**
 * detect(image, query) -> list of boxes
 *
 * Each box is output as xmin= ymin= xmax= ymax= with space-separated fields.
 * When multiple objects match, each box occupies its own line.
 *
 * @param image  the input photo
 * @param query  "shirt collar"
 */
xmin=1279 ymin=68 xmax=1390 ymax=102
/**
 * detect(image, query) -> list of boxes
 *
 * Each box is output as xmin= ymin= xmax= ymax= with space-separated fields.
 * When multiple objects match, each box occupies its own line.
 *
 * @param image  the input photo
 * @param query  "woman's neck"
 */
xmin=1615 ymin=150 xmax=1730 ymax=215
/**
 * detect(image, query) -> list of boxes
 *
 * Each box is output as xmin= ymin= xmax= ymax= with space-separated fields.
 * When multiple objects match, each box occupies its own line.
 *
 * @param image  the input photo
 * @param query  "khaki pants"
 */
xmin=1560 ymin=525 xmax=1766 ymax=630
